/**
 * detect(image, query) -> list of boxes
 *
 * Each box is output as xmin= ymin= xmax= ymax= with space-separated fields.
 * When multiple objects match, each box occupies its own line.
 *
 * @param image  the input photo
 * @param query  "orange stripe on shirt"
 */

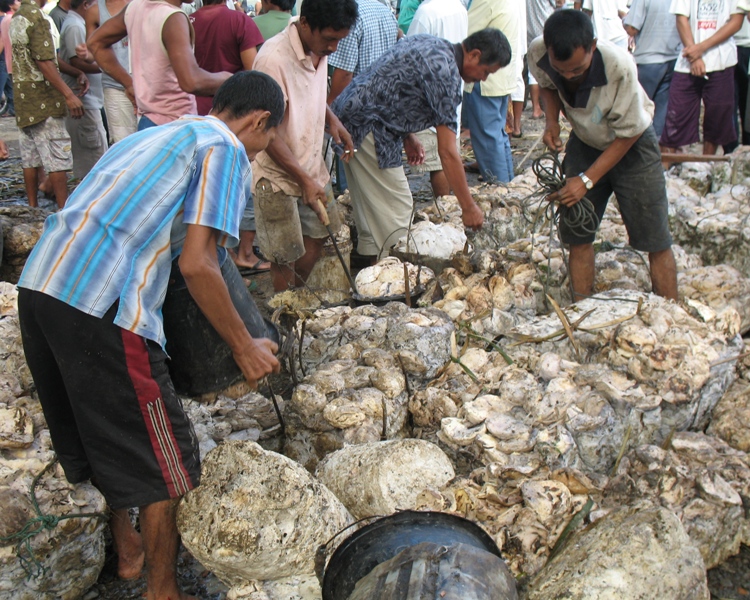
xmin=62 ymin=142 xmax=188 ymax=301
xmin=41 ymin=171 xmax=128 ymax=293
xmin=131 ymin=239 xmax=171 ymax=328
xmin=196 ymin=147 xmax=214 ymax=218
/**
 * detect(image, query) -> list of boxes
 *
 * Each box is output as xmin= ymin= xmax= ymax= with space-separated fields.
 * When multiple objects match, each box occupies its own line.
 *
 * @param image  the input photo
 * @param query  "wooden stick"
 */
xmin=661 ymin=154 xmax=731 ymax=163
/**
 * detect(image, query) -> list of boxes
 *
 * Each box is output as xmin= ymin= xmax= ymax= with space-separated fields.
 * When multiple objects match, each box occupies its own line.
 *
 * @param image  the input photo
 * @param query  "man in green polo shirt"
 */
xmin=253 ymin=0 xmax=292 ymax=42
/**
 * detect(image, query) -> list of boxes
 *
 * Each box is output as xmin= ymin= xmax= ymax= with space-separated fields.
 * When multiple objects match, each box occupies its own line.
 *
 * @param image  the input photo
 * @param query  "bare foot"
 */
xmin=118 ymin=541 xmax=145 ymax=580
xmin=110 ymin=508 xmax=145 ymax=580
xmin=532 ymin=111 xmax=544 ymax=119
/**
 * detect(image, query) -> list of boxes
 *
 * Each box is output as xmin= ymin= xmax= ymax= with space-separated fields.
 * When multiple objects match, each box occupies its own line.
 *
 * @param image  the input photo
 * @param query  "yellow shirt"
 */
xmin=464 ymin=0 xmax=518 ymax=97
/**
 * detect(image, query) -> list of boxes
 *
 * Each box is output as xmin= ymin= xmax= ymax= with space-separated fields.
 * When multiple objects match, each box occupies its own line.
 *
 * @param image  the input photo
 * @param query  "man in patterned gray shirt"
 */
xmin=331 ymin=28 xmax=511 ymax=259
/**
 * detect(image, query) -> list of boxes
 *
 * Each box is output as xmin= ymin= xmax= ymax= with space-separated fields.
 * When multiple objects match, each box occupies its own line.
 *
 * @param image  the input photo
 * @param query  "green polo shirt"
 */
xmin=253 ymin=10 xmax=291 ymax=43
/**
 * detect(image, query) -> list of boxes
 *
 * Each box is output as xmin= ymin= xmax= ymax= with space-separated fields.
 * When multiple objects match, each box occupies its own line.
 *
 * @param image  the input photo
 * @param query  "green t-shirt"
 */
xmin=253 ymin=10 xmax=292 ymax=43
xmin=397 ymin=0 xmax=422 ymax=34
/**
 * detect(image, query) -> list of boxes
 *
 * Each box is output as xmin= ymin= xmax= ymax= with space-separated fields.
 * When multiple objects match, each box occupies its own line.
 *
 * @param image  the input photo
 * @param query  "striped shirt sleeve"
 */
xmin=182 ymin=142 xmax=249 ymax=245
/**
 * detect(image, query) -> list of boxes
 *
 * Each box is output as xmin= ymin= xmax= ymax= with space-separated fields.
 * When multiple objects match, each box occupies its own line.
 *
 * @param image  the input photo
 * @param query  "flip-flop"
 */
xmin=511 ymin=131 xmax=523 ymax=138
xmin=463 ymin=162 xmax=480 ymax=174
xmin=237 ymin=259 xmax=271 ymax=276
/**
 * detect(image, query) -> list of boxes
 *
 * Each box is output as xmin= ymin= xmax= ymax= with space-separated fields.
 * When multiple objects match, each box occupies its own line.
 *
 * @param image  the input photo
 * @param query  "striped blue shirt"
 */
xmin=19 ymin=116 xmax=252 ymax=347
xmin=328 ymin=0 xmax=399 ymax=76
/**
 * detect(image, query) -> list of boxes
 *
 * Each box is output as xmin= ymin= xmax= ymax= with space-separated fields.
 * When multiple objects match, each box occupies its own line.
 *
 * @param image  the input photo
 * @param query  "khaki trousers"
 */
xmin=343 ymin=132 xmax=413 ymax=256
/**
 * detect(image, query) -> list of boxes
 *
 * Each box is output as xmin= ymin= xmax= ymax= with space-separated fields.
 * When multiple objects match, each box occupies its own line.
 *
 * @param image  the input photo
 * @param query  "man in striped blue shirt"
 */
xmin=17 ymin=71 xmax=284 ymax=600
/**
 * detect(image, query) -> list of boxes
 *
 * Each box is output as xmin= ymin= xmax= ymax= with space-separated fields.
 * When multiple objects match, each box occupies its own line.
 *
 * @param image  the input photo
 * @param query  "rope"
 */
xmin=0 ymin=458 xmax=108 ymax=580
xmin=529 ymin=152 xmax=600 ymax=237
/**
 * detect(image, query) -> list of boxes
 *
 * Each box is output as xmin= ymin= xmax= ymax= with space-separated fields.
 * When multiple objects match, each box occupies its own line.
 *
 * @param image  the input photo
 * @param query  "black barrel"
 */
xmin=162 ymin=255 xmax=279 ymax=396
xmin=322 ymin=511 xmax=503 ymax=600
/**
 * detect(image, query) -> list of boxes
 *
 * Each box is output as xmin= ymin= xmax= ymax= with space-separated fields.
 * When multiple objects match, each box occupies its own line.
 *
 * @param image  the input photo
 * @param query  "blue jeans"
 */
xmin=463 ymin=86 xmax=513 ymax=183
xmin=0 ymin=54 xmax=13 ymax=115
xmin=636 ymin=59 xmax=675 ymax=139
xmin=137 ymin=115 xmax=157 ymax=130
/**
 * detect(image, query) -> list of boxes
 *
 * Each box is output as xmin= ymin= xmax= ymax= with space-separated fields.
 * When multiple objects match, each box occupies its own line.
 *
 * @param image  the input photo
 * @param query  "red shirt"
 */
xmin=190 ymin=5 xmax=264 ymax=115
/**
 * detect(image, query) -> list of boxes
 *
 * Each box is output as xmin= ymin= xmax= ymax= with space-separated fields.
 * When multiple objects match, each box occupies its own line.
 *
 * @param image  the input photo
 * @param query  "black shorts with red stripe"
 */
xmin=18 ymin=288 xmax=201 ymax=510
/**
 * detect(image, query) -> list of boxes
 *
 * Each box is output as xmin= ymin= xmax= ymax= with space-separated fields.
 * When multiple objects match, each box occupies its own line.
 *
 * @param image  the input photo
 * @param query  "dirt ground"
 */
xmin=1 ymin=106 xmax=749 ymax=599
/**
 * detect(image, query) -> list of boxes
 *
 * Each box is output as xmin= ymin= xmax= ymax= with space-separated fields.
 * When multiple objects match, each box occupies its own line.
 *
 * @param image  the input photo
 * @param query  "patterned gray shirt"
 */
xmin=527 ymin=0 xmax=556 ymax=45
xmin=331 ymin=34 xmax=462 ymax=169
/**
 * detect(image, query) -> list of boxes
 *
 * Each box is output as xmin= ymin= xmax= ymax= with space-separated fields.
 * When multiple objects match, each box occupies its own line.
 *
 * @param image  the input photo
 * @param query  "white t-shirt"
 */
xmin=670 ymin=0 xmax=742 ymax=73
xmin=408 ymin=0 xmax=467 ymax=41
xmin=583 ymin=0 xmax=629 ymax=46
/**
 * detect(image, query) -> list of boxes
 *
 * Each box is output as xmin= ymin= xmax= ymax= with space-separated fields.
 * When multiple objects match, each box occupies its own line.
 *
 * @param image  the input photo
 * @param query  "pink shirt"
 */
xmin=125 ymin=0 xmax=197 ymax=125
xmin=252 ymin=20 xmax=329 ymax=196
xmin=1 ymin=11 xmax=13 ymax=74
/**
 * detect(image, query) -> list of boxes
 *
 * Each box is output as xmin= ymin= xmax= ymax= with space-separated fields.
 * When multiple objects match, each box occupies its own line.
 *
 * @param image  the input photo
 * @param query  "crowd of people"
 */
xmin=5 ymin=0 xmax=750 ymax=599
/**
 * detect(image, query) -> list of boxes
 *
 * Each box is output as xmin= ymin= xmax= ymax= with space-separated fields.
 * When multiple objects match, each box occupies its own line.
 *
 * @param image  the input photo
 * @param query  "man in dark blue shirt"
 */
xmin=331 ymin=29 xmax=511 ymax=258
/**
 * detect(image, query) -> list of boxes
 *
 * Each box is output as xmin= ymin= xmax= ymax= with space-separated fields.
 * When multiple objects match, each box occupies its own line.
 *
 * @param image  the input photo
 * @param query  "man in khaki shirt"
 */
xmin=528 ymin=9 xmax=677 ymax=300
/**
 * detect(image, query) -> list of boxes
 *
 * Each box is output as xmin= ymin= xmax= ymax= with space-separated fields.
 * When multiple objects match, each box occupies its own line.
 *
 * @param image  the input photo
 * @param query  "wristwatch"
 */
xmin=578 ymin=172 xmax=594 ymax=190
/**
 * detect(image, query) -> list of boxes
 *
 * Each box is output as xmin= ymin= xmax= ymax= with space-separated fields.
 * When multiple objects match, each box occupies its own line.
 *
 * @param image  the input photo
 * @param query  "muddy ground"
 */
xmin=1 ymin=108 xmax=748 ymax=599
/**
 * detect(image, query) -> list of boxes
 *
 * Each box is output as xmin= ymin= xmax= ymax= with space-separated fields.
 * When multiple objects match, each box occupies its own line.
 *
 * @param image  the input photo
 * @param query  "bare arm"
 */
xmin=436 ymin=124 xmax=483 ymax=230
xmin=265 ymin=135 xmax=330 ymax=222
xmin=540 ymin=85 xmax=564 ymax=152
xmin=240 ymin=46 xmax=257 ymax=70
xmin=675 ymin=14 xmax=695 ymax=47
xmin=179 ymin=224 xmax=280 ymax=388
xmin=84 ymin=2 xmax=99 ymax=37
xmin=88 ymin=8 xmax=133 ymax=98
xmin=35 ymin=59 xmax=84 ymax=118
xmin=682 ymin=12 xmax=744 ymax=62
xmin=70 ymin=55 xmax=101 ymax=74
xmin=623 ymin=24 xmax=639 ymax=37
xmin=162 ymin=11 xmax=231 ymax=96
xmin=327 ymin=68 xmax=352 ymax=104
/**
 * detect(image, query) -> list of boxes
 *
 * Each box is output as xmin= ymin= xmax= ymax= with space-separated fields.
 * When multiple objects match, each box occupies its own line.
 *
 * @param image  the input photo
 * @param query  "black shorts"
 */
xmin=18 ymin=288 xmax=201 ymax=510
xmin=561 ymin=126 xmax=673 ymax=253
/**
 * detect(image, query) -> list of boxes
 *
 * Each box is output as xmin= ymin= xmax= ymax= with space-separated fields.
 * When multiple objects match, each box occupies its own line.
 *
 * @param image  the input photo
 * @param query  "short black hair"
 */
xmin=70 ymin=0 xmax=86 ymax=9
xmin=543 ymin=10 xmax=595 ymax=61
xmin=0 ymin=0 xmax=11 ymax=12
xmin=301 ymin=0 xmax=358 ymax=32
xmin=211 ymin=71 xmax=285 ymax=129
xmin=269 ymin=0 xmax=294 ymax=10
xmin=463 ymin=28 xmax=512 ymax=67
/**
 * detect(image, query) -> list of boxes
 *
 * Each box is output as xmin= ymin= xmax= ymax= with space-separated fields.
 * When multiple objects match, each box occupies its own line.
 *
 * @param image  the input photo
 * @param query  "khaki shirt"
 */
xmin=527 ymin=37 xmax=654 ymax=150
xmin=10 ymin=0 xmax=67 ymax=129
xmin=464 ymin=0 xmax=518 ymax=97
xmin=252 ymin=20 xmax=329 ymax=196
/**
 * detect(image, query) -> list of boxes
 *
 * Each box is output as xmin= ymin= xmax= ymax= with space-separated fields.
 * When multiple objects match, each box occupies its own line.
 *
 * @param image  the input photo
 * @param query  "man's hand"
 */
xmin=548 ymin=176 xmax=588 ymax=207
xmin=682 ymin=43 xmax=704 ymax=63
xmin=690 ymin=57 xmax=707 ymax=77
xmin=75 ymin=42 xmax=95 ymax=63
xmin=404 ymin=134 xmax=425 ymax=165
xmin=0 ymin=139 xmax=9 ymax=160
xmin=326 ymin=110 xmax=354 ymax=163
xmin=66 ymin=93 xmax=85 ymax=119
xmin=461 ymin=200 xmax=484 ymax=230
xmin=543 ymin=121 xmax=564 ymax=153
xmin=76 ymin=72 xmax=90 ymax=97
xmin=232 ymin=337 xmax=281 ymax=389
xmin=301 ymin=178 xmax=329 ymax=223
